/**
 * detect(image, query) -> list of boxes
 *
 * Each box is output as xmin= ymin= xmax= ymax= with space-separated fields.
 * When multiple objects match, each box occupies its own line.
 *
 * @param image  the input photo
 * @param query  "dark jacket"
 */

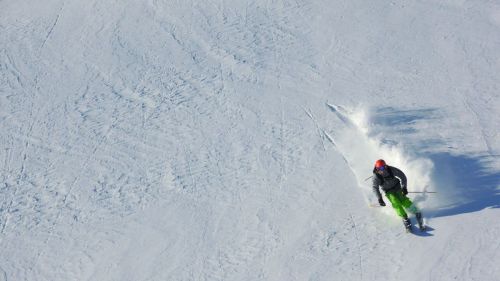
xmin=372 ymin=166 xmax=407 ymax=200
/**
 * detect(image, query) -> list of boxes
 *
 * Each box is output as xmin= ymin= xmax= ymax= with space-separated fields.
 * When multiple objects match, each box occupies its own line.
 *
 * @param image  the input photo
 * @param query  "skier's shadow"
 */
xmin=423 ymin=153 xmax=500 ymax=218
xmin=371 ymin=107 xmax=500 ymax=218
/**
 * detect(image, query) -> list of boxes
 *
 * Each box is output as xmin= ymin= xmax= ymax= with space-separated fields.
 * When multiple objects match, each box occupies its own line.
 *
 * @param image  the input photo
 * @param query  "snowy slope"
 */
xmin=1 ymin=0 xmax=499 ymax=280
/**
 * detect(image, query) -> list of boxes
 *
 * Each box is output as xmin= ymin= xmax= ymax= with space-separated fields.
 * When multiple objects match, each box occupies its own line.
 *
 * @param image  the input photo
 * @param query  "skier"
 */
xmin=372 ymin=159 xmax=424 ymax=232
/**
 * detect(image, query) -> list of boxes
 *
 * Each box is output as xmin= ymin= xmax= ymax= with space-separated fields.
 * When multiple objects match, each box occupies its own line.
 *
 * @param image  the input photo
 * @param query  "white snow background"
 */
xmin=1 ymin=1 xmax=500 ymax=280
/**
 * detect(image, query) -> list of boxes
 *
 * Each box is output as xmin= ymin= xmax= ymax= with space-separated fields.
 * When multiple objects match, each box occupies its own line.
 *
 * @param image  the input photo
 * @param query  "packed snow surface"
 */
xmin=1 ymin=1 xmax=499 ymax=280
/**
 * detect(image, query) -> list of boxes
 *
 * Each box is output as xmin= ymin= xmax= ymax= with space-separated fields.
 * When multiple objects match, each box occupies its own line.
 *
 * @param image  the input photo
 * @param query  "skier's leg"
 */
xmin=386 ymin=193 xmax=408 ymax=218
xmin=415 ymin=212 xmax=424 ymax=228
xmin=399 ymin=193 xmax=419 ymax=214
xmin=399 ymin=193 xmax=425 ymax=230
xmin=387 ymin=193 xmax=413 ymax=232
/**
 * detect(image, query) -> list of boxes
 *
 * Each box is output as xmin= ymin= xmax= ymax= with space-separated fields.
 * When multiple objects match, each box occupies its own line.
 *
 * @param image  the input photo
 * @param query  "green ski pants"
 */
xmin=386 ymin=191 xmax=419 ymax=218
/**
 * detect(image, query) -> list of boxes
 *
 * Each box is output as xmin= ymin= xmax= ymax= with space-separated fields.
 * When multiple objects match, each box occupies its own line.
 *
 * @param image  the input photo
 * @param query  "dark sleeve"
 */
xmin=391 ymin=166 xmax=407 ymax=188
xmin=372 ymin=174 xmax=383 ymax=200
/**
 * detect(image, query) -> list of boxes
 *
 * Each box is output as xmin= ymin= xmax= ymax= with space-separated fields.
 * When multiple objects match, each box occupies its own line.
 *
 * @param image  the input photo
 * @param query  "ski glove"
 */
xmin=402 ymin=187 xmax=408 ymax=195
xmin=378 ymin=198 xmax=386 ymax=207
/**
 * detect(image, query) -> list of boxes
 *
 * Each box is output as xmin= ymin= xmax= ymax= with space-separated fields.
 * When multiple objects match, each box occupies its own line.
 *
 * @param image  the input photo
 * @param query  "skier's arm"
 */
xmin=372 ymin=175 xmax=383 ymax=201
xmin=391 ymin=166 xmax=407 ymax=188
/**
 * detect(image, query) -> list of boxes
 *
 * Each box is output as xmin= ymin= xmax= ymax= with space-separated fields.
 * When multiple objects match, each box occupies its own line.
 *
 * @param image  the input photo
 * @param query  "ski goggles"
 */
xmin=376 ymin=165 xmax=386 ymax=171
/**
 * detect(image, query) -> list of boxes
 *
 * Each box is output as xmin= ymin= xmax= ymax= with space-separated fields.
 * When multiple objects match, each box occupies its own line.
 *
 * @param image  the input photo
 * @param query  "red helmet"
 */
xmin=374 ymin=159 xmax=386 ymax=169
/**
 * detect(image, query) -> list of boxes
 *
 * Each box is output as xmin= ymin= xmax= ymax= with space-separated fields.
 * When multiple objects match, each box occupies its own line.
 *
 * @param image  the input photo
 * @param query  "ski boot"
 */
xmin=416 ymin=212 xmax=426 ymax=231
xmin=403 ymin=217 xmax=412 ymax=233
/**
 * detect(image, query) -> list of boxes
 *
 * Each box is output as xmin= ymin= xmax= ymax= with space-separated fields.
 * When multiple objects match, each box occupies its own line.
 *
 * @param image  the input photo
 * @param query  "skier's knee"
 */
xmin=406 ymin=204 xmax=418 ymax=214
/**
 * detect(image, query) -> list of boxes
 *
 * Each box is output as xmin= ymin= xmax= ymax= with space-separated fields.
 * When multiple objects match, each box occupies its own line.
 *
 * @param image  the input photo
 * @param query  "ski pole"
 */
xmin=408 ymin=191 xmax=437 ymax=194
